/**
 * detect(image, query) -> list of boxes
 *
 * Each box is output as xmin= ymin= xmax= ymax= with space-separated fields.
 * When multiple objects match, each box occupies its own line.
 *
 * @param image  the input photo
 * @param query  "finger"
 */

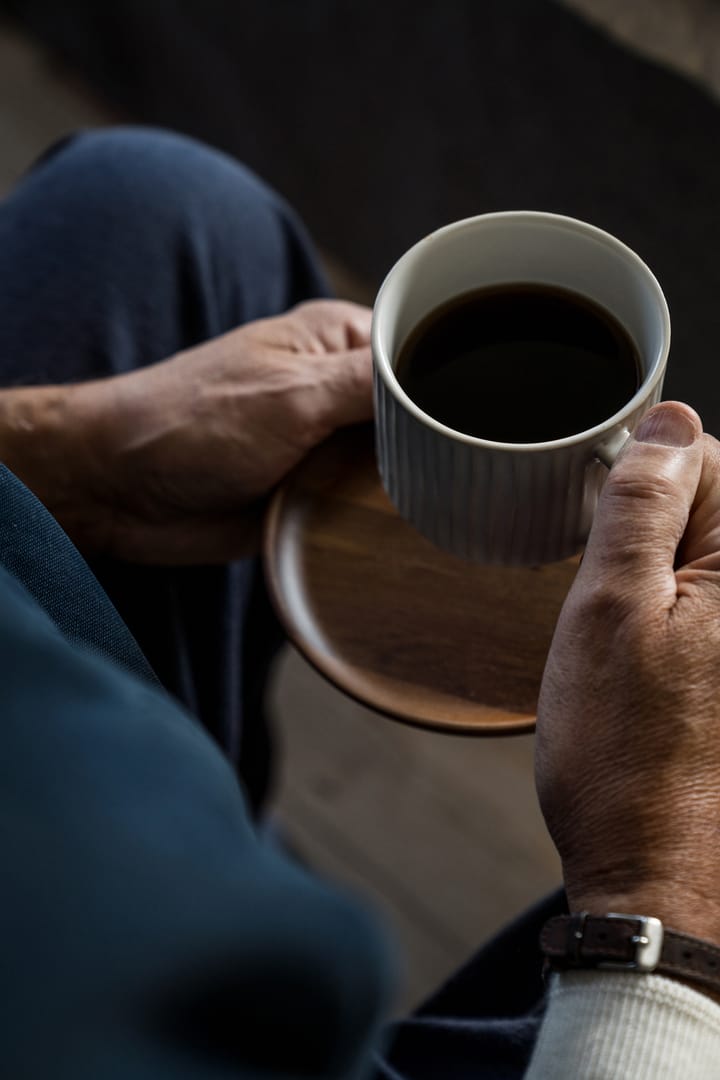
xmin=315 ymin=344 xmax=374 ymax=429
xmin=677 ymin=434 xmax=720 ymax=571
xmin=578 ymin=402 xmax=704 ymax=600
xmin=292 ymin=300 xmax=372 ymax=351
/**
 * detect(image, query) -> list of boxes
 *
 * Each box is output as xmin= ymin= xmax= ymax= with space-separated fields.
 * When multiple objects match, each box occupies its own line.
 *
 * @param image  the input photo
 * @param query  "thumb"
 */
xmin=316 ymin=344 xmax=374 ymax=430
xmin=580 ymin=402 xmax=704 ymax=594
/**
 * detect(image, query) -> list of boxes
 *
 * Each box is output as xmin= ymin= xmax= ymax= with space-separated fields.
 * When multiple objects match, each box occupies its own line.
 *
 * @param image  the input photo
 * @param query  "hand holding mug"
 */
xmin=535 ymin=401 xmax=720 ymax=944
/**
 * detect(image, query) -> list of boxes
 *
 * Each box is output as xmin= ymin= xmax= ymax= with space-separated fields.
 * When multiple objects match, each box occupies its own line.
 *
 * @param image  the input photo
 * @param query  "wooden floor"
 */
xmin=270 ymin=649 xmax=558 ymax=1011
xmin=0 ymin=3 xmax=716 ymax=1011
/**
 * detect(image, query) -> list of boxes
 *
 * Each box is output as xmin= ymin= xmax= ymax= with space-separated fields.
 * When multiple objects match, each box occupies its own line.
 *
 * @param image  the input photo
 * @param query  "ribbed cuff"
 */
xmin=525 ymin=971 xmax=720 ymax=1079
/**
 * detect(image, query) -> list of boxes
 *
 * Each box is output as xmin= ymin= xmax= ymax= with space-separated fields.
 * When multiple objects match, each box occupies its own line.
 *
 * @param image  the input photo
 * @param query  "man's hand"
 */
xmin=536 ymin=401 xmax=720 ymax=944
xmin=3 ymin=300 xmax=373 ymax=564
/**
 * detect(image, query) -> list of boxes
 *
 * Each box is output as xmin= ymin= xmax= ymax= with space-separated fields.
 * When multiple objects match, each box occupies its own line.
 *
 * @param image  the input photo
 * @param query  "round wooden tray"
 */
xmin=263 ymin=424 xmax=579 ymax=735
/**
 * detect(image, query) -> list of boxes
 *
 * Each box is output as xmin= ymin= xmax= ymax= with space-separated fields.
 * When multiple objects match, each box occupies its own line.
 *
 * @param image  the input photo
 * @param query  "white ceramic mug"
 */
xmin=372 ymin=211 xmax=670 ymax=565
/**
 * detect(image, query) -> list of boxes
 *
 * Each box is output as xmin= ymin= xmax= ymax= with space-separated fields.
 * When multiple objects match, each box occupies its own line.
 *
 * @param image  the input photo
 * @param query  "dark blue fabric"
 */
xmin=0 ymin=452 xmax=558 ymax=1080
xmin=375 ymin=889 xmax=566 ymax=1079
xmin=0 ymin=462 xmax=156 ymax=684
xmin=0 ymin=560 xmax=392 ymax=1079
xmin=0 ymin=127 xmax=331 ymax=813
xmin=0 ymin=128 xmax=561 ymax=1077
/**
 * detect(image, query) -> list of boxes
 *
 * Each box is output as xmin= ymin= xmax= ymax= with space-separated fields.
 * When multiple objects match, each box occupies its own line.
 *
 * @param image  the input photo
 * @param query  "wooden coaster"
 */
xmin=263 ymin=424 xmax=579 ymax=735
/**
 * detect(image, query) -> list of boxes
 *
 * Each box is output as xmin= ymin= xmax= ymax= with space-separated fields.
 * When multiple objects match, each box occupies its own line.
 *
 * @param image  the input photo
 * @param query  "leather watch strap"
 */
xmin=541 ymin=912 xmax=720 ymax=995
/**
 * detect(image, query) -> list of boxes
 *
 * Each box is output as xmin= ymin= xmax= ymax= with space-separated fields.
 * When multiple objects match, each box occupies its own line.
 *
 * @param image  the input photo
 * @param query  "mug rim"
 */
xmin=371 ymin=210 xmax=671 ymax=454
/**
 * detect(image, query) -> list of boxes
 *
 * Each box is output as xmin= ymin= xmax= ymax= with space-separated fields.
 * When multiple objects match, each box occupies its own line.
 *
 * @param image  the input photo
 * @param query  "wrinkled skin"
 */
xmin=536 ymin=401 xmax=720 ymax=946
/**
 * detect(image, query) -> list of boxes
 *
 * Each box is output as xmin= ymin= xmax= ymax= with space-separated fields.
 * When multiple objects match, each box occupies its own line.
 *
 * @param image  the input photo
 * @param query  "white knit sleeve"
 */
xmin=525 ymin=971 xmax=720 ymax=1079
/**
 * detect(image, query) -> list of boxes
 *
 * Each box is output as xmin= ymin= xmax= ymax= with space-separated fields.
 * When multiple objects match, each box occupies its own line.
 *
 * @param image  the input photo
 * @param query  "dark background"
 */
xmin=3 ymin=0 xmax=719 ymax=430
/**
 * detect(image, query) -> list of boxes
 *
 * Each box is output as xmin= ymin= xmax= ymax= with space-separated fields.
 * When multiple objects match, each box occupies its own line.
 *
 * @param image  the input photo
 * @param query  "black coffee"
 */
xmin=396 ymin=284 xmax=641 ymax=442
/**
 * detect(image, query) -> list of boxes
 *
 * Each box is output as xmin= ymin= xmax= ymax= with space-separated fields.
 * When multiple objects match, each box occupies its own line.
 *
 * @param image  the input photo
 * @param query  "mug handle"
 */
xmin=596 ymin=426 xmax=631 ymax=469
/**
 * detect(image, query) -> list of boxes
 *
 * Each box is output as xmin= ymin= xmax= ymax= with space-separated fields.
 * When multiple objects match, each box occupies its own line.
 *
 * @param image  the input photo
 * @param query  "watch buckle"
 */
xmin=598 ymin=913 xmax=664 ymax=973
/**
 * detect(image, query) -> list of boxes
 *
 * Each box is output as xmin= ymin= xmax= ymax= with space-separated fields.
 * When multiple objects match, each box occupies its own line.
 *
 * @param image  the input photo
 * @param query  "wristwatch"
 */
xmin=541 ymin=912 xmax=720 ymax=994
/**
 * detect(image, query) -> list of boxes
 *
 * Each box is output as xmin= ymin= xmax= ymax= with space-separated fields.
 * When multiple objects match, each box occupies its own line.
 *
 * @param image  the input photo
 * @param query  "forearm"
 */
xmin=526 ymin=972 xmax=720 ymax=1079
xmin=0 ymin=382 xmax=108 ymax=550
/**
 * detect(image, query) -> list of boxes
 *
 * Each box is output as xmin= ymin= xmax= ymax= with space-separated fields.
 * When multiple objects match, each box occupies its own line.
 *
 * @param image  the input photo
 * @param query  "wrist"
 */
xmin=0 ymin=382 xmax=112 ymax=551
xmin=549 ymin=894 xmax=720 ymax=1005
xmin=567 ymin=885 xmax=720 ymax=948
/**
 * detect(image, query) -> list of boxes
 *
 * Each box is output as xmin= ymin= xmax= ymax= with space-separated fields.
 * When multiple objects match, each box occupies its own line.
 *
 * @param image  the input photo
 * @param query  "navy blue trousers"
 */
xmin=0 ymin=127 xmax=334 ymax=813
xmin=0 ymin=128 xmax=563 ymax=1077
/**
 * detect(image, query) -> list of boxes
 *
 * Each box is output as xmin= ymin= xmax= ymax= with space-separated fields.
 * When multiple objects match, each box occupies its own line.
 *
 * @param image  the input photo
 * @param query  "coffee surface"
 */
xmin=396 ymin=285 xmax=641 ymax=442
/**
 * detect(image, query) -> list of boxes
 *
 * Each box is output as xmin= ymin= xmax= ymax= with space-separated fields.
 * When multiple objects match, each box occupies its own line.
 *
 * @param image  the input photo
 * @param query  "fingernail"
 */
xmin=634 ymin=407 xmax=699 ymax=448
